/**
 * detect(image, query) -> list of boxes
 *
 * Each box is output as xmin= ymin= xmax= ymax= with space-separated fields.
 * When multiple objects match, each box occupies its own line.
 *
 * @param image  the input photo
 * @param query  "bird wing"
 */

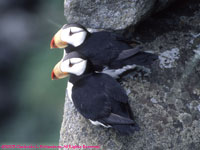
xmin=116 ymin=45 xmax=143 ymax=60
xmin=75 ymin=31 xmax=132 ymax=66
xmin=100 ymin=113 xmax=135 ymax=125
xmin=99 ymin=73 xmax=129 ymax=103
xmin=72 ymin=75 xmax=111 ymax=120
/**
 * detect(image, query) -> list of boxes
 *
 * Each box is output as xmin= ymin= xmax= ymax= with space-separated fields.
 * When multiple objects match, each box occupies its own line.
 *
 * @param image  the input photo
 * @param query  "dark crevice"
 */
xmin=130 ymin=0 xmax=200 ymax=43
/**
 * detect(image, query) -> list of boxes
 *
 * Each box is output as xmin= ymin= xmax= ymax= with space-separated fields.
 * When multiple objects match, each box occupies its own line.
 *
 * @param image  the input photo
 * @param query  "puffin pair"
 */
xmin=50 ymin=23 xmax=158 ymax=78
xmin=50 ymin=23 xmax=157 ymax=134
xmin=51 ymin=51 xmax=139 ymax=135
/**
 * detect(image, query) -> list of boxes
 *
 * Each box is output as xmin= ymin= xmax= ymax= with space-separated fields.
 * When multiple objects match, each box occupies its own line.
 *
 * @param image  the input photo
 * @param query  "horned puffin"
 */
xmin=50 ymin=23 xmax=158 ymax=78
xmin=51 ymin=51 xmax=139 ymax=135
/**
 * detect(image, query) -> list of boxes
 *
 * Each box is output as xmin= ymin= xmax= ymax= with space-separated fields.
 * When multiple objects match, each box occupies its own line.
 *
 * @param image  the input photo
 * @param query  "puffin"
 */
xmin=50 ymin=23 xmax=158 ymax=78
xmin=51 ymin=51 xmax=140 ymax=135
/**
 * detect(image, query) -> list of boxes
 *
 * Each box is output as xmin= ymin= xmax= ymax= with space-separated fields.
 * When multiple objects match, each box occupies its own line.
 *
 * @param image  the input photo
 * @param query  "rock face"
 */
xmin=60 ymin=0 xmax=200 ymax=149
xmin=64 ymin=0 xmax=178 ymax=30
xmin=155 ymin=0 xmax=176 ymax=12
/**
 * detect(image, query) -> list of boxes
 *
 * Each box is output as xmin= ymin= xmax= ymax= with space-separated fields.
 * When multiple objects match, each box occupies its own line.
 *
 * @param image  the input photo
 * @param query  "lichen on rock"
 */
xmin=159 ymin=48 xmax=180 ymax=69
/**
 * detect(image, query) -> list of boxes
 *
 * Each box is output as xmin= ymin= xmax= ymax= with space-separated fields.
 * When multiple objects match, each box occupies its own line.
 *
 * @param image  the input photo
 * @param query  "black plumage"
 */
xmin=67 ymin=55 xmax=139 ymax=135
xmin=65 ymin=29 xmax=157 ymax=71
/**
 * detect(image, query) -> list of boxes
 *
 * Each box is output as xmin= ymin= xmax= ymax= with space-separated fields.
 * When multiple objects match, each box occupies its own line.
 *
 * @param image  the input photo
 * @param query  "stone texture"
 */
xmin=64 ymin=0 xmax=178 ymax=30
xmin=60 ymin=0 xmax=200 ymax=149
xmin=64 ymin=0 xmax=158 ymax=30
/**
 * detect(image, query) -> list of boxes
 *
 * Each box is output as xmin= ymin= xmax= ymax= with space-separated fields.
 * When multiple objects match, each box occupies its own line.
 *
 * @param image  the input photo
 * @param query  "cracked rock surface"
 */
xmin=60 ymin=0 xmax=200 ymax=149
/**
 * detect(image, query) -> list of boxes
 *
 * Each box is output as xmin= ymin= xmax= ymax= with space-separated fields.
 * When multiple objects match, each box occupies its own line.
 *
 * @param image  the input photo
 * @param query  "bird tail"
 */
xmin=99 ymin=113 xmax=140 ymax=135
xmin=128 ymin=51 xmax=158 ymax=66
xmin=112 ymin=123 xmax=140 ymax=135
xmin=111 ymin=50 xmax=158 ymax=69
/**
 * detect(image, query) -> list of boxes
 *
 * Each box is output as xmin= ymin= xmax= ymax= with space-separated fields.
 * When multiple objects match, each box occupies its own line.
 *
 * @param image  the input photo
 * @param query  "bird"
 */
xmin=50 ymin=23 xmax=158 ymax=78
xmin=51 ymin=51 xmax=140 ymax=135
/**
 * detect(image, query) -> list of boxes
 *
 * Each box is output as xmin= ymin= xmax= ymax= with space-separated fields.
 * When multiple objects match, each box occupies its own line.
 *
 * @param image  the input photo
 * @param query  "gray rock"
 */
xmin=64 ymin=0 xmax=176 ymax=30
xmin=60 ymin=1 xmax=200 ymax=149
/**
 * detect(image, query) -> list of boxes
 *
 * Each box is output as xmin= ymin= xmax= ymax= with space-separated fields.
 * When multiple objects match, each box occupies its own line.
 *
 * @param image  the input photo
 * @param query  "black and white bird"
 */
xmin=50 ymin=23 xmax=158 ymax=78
xmin=51 ymin=51 xmax=139 ymax=135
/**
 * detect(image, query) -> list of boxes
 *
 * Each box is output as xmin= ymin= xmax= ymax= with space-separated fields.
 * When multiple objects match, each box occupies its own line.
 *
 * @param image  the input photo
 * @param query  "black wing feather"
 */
xmin=101 ymin=113 xmax=135 ymax=125
xmin=72 ymin=74 xmax=111 ymax=120
xmin=101 ymin=73 xmax=129 ymax=103
xmin=116 ymin=45 xmax=143 ymax=60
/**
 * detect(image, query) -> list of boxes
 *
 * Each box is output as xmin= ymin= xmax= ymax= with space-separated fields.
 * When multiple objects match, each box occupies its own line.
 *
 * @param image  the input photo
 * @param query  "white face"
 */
xmin=60 ymin=26 xmax=87 ymax=47
xmin=60 ymin=57 xmax=87 ymax=76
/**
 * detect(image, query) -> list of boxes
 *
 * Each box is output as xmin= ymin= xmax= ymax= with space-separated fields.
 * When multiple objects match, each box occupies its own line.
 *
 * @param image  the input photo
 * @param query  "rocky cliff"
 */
xmin=64 ymin=0 xmax=177 ymax=30
xmin=60 ymin=0 xmax=200 ymax=149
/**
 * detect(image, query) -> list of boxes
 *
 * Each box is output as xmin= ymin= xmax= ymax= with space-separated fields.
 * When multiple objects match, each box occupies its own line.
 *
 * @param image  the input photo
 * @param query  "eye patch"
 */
xmin=69 ymin=29 xmax=84 ymax=36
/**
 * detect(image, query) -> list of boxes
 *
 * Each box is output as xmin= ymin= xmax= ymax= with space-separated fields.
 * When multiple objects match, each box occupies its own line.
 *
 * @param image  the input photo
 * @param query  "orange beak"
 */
xmin=51 ymin=70 xmax=58 ymax=80
xmin=50 ymin=36 xmax=58 ymax=49
xmin=51 ymin=61 xmax=69 ymax=80
xmin=50 ymin=29 xmax=68 ymax=49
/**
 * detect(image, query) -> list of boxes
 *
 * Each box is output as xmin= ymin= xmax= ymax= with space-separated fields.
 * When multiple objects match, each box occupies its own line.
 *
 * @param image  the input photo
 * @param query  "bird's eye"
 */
xmin=69 ymin=60 xmax=74 ymax=67
xmin=69 ymin=29 xmax=73 ymax=36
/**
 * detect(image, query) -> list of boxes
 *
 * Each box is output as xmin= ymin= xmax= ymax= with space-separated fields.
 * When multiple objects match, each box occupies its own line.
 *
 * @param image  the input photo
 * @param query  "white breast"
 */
xmin=67 ymin=81 xmax=73 ymax=102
